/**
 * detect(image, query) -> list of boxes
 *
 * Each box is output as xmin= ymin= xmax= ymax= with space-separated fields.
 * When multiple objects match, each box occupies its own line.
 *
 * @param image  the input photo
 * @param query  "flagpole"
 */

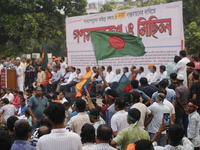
xmin=91 ymin=31 xmax=100 ymax=69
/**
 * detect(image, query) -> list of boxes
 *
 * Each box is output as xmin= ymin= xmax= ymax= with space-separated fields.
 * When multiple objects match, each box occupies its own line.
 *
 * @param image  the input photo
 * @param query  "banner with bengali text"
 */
xmin=66 ymin=1 xmax=183 ymax=73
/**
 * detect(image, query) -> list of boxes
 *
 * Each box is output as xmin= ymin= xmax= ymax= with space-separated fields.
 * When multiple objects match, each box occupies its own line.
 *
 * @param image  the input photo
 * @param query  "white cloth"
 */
xmin=82 ymin=143 xmax=96 ymax=150
xmin=36 ymin=128 xmax=82 ymax=150
xmin=158 ymin=71 xmax=167 ymax=81
xmin=166 ymin=87 xmax=176 ymax=96
xmin=147 ymin=72 xmax=159 ymax=84
xmin=91 ymin=143 xmax=117 ymax=150
xmin=124 ymin=72 xmax=130 ymax=78
xmin=187 ymin=111 xmax=200 ymax=147
xmin=0 ymin=64 xmax=3 ymax=75
xmin=0 ymin=104 xmax=15 ymax=123
xmin=136 ymin=72 xmax=146 ymax=81
xmin=131 ymin=103 xmax=151 ymax=128
xmin=147 ymin=102 xmax=170 ymax=134
xmin=60 ymin=62 xmax=67 ymax=76
xmin=104 ymin=71 xmax=115 ymax=83
xmin=16 ymin=65 xmax=24 ymax=91
xmin=111 ymin=110 xmax=129 ymax=134
xmin=153 ymin=137 xmax=194 ymax=150
xmin=73 ymin=73 xmax=83 ymax=82
xmin=163 ymin=99 xmax=175 ymax=115
xmin=2 ymin=93 xmax=14 ymax=101
xmin=173 ymin=57 xmax=190 ymax=87
xmin=93 ymin=117 xmax=105 ymax=135
xmin=68 ymin=112 xmax=91 ymax=135
xmin=60 ymin=98 xmax=68 ymax=104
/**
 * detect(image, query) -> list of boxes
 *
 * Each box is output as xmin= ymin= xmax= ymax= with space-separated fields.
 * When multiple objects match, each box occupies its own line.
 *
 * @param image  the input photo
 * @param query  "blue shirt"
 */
xmin=11 ymin=140 xmax=36 ymax=150
xmin=19 ymin=104 xmax=28 ymax=116
xmin=151 ymin=91 xmax=175 ymax=103
xmin=106 ymin=104 xmax=116 ymax=126
xmin=70 ymin=110 xmax=88 ymax=118
xmin=64 ymin=72 xmax=72 ymax=81
xmin=130 ymin=89 xmax=150 ymax=101
xmin=50 ymin=71 xmax=62 ymax=82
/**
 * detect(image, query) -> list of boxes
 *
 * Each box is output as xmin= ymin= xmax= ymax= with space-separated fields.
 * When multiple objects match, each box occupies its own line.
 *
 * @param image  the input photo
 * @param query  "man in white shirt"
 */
xmin=146 ymin=64 xmax=159 ymax=84
xmin=59 ymin=57 xmax=67 ymax=76
xmin=173 ymin=50 xmax=190 ymax=87
xmin=123 ymin=67 xmax=130 ymax=78
xmin=2 ymin=88 xmax=14 ymax=101
xmin=111 ymin=97 xmax=129 ymax=137
xmin=58 ymin=92 xmax=68 ymax=104
xmin=110 ymin=69 xmax=122 ymax=89
xmin=15 ymin=60 xmax=24 ymax=92
xmin=147 ymin=90 xmax=170 ymax=146
xmin=136 ymin=67 xmax=145 ymax=81
xmin=158 ymin=65 xmax=167 ymax=82
xmin=68 ymin=99 xmax=91 ymax=135
xmin=37 ymin=103 xmax=82 ymax=150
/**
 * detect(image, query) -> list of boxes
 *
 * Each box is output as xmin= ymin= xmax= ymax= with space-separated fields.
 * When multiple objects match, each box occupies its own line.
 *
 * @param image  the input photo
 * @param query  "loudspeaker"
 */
xmin=65 ymin=92 xmax=76 ymax=106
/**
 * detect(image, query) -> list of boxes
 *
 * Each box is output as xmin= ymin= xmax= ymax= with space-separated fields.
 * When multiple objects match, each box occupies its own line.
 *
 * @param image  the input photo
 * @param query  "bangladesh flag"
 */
xmin=115 ymin=74 xmax=131 ymax=96
xmin=90 ymin=31 xmax=146 ymax=61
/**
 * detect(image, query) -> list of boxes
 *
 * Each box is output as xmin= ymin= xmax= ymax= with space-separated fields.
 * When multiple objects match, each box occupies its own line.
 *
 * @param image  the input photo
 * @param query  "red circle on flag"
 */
xmin=108 ymin=36 xmax=125 ymax=49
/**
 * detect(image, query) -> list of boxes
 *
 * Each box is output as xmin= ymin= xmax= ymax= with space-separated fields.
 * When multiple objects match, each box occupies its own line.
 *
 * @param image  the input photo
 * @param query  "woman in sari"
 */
xmin=25 ymin=59 xmax=36 ymax=88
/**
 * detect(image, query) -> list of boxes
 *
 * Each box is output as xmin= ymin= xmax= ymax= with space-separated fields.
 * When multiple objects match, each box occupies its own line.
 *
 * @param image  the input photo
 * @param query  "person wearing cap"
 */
xmin=50 ymin=56 xmax=56 ymax=67
xmin=111 ymin=108 xmax=150 ymax=150
xmin=189 ymin=71 xmax=200 ymax=113
xmin=187 ymin=99 xmax=200 ymax=149
xmin=173 ymin=50 xmax=190 ymax=87
xmin=88 ymin=108 xmax=105 ymax=135
xmin=186 ymin=62 xmax=195 ymax=89
xmin=28 ymin=87 xmax=48 ymax=130
xmin=123 ymin=67 xmax=130 ymax=77
xmin=47 ymin=66 xmax=62 ymax=93
xmin=175 ymin=74 xmax=189 ymax=135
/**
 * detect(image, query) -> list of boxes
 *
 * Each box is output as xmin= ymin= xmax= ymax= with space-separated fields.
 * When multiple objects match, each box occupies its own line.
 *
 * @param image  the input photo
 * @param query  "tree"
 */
xmin=0 ymin=0 xmax=87 ymax=57
xmin=99 ymin=0 xmax=117 ymax=13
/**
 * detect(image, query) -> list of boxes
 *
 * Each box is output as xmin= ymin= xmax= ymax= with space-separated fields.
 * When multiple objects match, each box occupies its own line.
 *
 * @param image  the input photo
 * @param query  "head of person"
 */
xmin=92 ymin=66 xmax=97 ymax=73
xmin=38 ymin=126 xmax=51 ymax=139
xmin=140 ymin=77 xmax=148 ymax=86
xmin=170 ymin=73 xmax=177 ymax=82
xmin=96 ymin=124 xmax=113 ymax=143
xmin=86 ymin=66 xmax=90 ymax=72
xmin=7 ymin=116 xmax=18 ymax=132
xmin=0 ymin=132 xmax=12 ymax=150
xmin=159 ymin=79 xmax=168 ymax=89
xmin=107 ymin=66 xmax=112 ymax=72
xmin=127 ymin=139 xmax=154 ymax=150
xmin=59 ymin=92 xmax=65 ymax=100
xmin=174 ymin=56 xmax=181 ymax=63
xmin=63 ymin=102 xmax=70 ymax=111
xmin=159 ymin=65 xmax=166 ymax=73
xmin=148 ymin=63 xmax=154 ymax=71
xmin=100 ymin=66 xmax=105 ymax=72
xmin=168 ymin=124 xmax=184 ymax=146
xmin=192 ymin=71 xmax=199 ymax=81
xmin=186 ymin=62 xmax=195 ymax=73
xmin=20 ymin=97 xmax=26 ymax=107
xmin=0 ymin=88 xmax=6 ymax=95
xmin=18 ymin=91 xmax=24 ymax=98
xmin=177 ymin=74 xmax=184 ymax=85
xmin=25 ymin=89 xmax=32 ymax=97
xmin=114 ymin=97 xmax=125 ymax=111
xmin=54 ymin=66 xmax=59 ymax=72
xmin=105 ymin=89 xmax=120 ymax=104
xmin=35 ymin=87 xmax=42 ymax=97
xmin=14 ymin=120 xmax=31 ymax=141
xmin=54 ymin=58 xmax=59 ymax=63
xmin=88 ymin=108 xmax=100 ymax=123
xmin=38 ymin=66 xmax=43 ymax=72
xmin=76 ymin=68 xmax=81 ymax=74
xmin=139 ymin=67 xmax=144 ymax=73
xmin=25 ymin=109 xmax=31 ymax=118
xmin=155 ymin=88 xmax=166 ymax=103
xmin=130 ymin=91 xmax=141 ymax=104
xmin=188 ymin=99 xmax=199 ymax=114
xmin=60 ymin=57 xmax=64 ymax=63
xmin=6 ymin=88 xmax=12 ymax=94
xmin=71 ymin=66 xmax=76 ymax=72
xmin=52 ymin=56 xmax=56 ymax=61
xmin=75 ymin=99 xmax=86 ymax=112
xmin=127 ymin=108 xmax=141 ymax=124
xmin=45 ymin=102 xmax=65 ymax=126
xmin=151 ymin=66 xmax=156 ymax=73
xmin=29 ymin=60 xmax=33 ymax=65
xmin=190 ymin=55 xmax=198 ymax=62
xmin=81 ymin=123 xmax=96 ymax=144
xmin=115 ymin=69 xmax=121 ymax=75
xmin=131 ymin=80 xmax=139 ymax=89
xmin=130 ymin=66 xmax=136 ymax=73
xmin=13 ymin=90 xmax=18 ymax=96
xmin=123 ymin=67 xmax=129 ymax=73
xmin=179 ymin=50 xmax=186 ymax=58
xmin=5 ymin=57 xmax=10 ymax=62
xmin=2 ymin=98 xmax=9 ymax=105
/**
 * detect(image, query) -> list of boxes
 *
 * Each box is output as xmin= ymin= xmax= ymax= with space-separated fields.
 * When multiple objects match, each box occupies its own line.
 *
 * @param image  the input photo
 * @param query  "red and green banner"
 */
xmin=90 ymin=31 xmax=146 ymax=61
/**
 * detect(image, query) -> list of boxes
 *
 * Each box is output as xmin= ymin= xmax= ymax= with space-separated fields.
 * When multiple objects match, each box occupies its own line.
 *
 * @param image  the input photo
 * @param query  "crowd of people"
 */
xmin=0 ymin=50 xmax=200 ymax=150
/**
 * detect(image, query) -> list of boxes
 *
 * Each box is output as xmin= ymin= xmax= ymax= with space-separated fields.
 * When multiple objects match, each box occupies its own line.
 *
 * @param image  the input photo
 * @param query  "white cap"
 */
xmin=177 ymin=74 xmax=184 ymax=81
xmin=16 ymin=57 xmax=21 ymax=60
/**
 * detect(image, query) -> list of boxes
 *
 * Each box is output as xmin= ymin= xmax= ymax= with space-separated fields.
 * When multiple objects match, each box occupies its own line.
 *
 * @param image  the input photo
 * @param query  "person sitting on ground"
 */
xmin=17 ymin=97 xmax=28 ymax=116
xmin=81 ymin=123 xmax=96 ymax=150
xmin=91 ymin=124 xmax=117 ymax=150
xmin=11 ymin=119 xmax=35 ymax=150
xmin=2 ymin=88 xmax=14 ymax=102
xmin=10 ymin=90 xmax=20 ymax=109
xmin=111 ymin=108 xmax=150 ymax=150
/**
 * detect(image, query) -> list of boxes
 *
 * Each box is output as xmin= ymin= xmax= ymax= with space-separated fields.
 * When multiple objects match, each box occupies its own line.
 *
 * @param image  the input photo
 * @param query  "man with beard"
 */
xmin=28 ymin=87 xmax=48 ymax=130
